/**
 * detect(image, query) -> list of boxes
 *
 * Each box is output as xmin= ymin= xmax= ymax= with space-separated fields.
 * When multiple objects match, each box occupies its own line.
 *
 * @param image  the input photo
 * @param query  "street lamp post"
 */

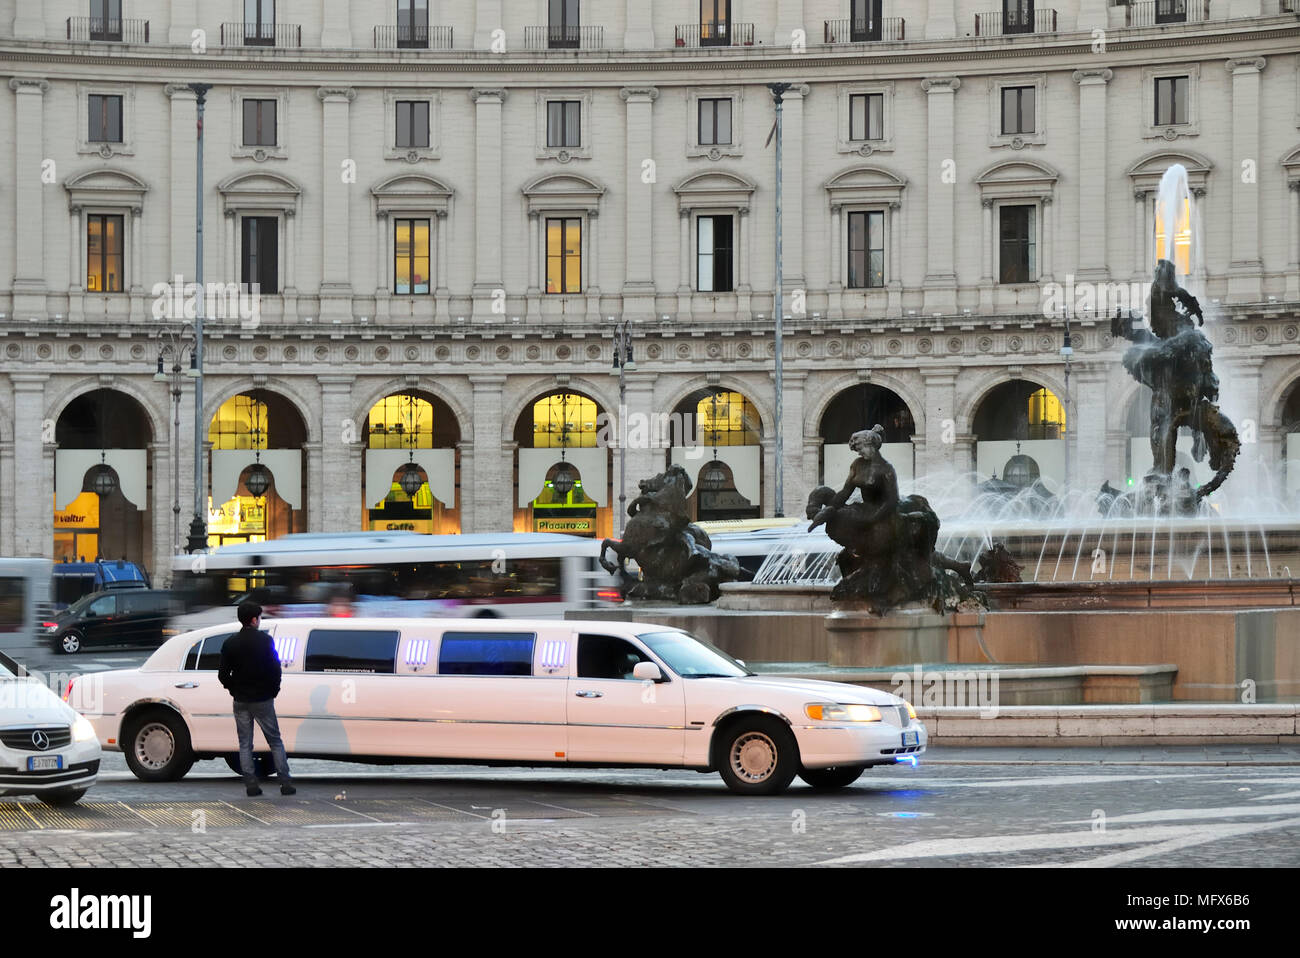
xmin=612 ymin=318 xmax=635 ymax=535
xmin=767 ymin=82 xmax=792 ymax=519
xmin=1061 ymin=311 xmax=1074 ymax=490
xmin=186 ymin=82 xmax=212 ymax=554
xmin=154 ymin=326 xmax=199 ymax=558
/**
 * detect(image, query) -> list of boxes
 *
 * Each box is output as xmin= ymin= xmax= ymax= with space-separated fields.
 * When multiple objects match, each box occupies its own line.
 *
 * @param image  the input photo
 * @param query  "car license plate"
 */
xmin=901 ymin=730 xmax=919 ymax=747
xmin=27 ymin=755 xmax=63 ymax=772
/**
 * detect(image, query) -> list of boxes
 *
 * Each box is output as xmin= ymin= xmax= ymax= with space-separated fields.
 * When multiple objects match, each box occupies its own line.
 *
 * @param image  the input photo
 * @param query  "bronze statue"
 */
xmin=809 ymin=425 xmax=983 ymax=615
xmin=599 ymin=464 xmax=748 ymax=604
xmin=1112 ymin=259 xmax=1240 ymax=514
xmin=973 ymin=543 xmax=1024 ymax=584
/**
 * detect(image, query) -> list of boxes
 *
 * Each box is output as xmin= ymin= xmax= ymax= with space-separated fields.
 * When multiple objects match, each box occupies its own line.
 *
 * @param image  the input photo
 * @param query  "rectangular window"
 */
xmin=304 ymin=629 xmax=400 ymax=674
xmin=999 ymin=205 xmax=1036 ymax=284
xmin=241 ymin=216 xmax=279 ymax=295
xmin=848 ymin=93 xmax=883 ymax=141
xmin=396 ymin=0 xmax=428 ymax=48
xmin=850 ymin=0 xmax=882 ymax=41
xmin=242 ymin=99 xmax=277 ymax=147
xmin=546 ymin=217 xmax=582 ymax=294
xmin=1003 ymin=0 xmax=1034 ymax=34
xmin=546 ymin=101 xmax=581 ymax=148
xmin=86 ymin=214 xmax=124 ymax=292
xmin=697 ymin=215 xmax=734 ymax=293
xmin=88 ymin=94 xmax=123 ymax=143
xmin=90 ymin=0 xmax=122 ymax=40
xmin=244 ymin=0 xmax=275 ymax=44
xmin=438 ymin=632 xmax=537 ymax=676
xmin=548 ymin=0 xmax=580 ymax=48
xmin=698 ymin=98 xmax=732 ymax=146
xmin=701 ymin=0 xmax=731 ymax=45
xmin=1154 ymin=76 xmax=1188 ymax=126
xmin=395 ymin=100 xmax=429 ymax=148
xmin=1000 ymin=86 xmax=1035 ymax=136
xmin=394 ymin=218 xmax=431 ymax=295
xmin=847 ymin=210 xmax=885 ymax=289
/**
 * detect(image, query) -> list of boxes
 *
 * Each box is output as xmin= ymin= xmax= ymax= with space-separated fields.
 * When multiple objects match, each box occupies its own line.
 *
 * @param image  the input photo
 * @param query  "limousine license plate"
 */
xmin=901 ymin=730 xmax=919 ymax=748
xmin=28 ymin=755 xmax=63 ymax=772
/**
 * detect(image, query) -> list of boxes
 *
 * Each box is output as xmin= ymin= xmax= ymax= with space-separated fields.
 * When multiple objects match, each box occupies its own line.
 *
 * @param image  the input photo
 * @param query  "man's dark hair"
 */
xmin=237 ymin=601 xmax=263 ymax=627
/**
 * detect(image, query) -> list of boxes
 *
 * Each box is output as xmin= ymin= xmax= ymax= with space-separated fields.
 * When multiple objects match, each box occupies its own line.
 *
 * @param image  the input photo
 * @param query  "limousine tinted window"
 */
xmin=304 ymin=629 xmax=400 ymax=674
xmin=578 ymin=634 xmax=653 ymax=680
xmin=438 ymin=632 xmax=536 ymax=676
xmin=184 ymin=632 xmax=236 ymax=671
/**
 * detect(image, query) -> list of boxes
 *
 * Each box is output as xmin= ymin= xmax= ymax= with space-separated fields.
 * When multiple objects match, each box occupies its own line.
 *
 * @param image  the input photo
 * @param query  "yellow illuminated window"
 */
xmin=368 ymin=394 xmax=434 ymax=450
xmin=209 ymin=395 xmax=269 ymax=450
xmin=697 ymin=391 xmax=760 ymax=446
xmin=86 ymin=214 xmax=124 ymax=293
xmin=532 ymin=393 xmax=597 ymax=448
xmin=1027 ymin=387 xmax=1065 ymax=439
xmin=394 ymin=219 xmax=430 ymax=295
xmin=546 ymin=218 xmax=581 ymax=294
xmin=1154 ymin=196 xmax=1191 ymax=276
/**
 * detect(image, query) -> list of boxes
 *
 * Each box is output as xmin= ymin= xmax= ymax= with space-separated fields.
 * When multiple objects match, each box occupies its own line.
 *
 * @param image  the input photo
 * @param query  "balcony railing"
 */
xmin=219 ymin=22 xmax=302 ymax=47
xmin=824 ymin=17 xmax=905 ymax=42
xmin=66 ymin=17 xmax=150 ymax=43
xmin=974 ymin=8 xmax=1057 ymax=35
xmin=674 ymin=22 xmax=755 ymax=47
xmin=524 ymin=25 xmax=605 ymax=50
xmin=373 ymin=24 xmax=454 ymax=49
xmin=1125 ymin=0 xmax=1209 ymax=25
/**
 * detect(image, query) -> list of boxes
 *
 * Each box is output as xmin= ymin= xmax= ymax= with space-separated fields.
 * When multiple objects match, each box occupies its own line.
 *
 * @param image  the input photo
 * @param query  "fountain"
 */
xmin=584 ymin=164 xmax=1300 ymax=705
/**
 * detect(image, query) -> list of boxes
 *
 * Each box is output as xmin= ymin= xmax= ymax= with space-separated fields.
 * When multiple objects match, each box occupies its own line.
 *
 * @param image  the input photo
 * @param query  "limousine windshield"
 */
xmin=638 ymin=631 xmax=752 ymax=678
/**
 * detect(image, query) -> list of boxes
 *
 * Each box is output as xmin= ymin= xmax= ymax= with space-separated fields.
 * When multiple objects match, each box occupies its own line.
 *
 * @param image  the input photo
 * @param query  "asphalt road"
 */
xmin=2 ymin=750 xmax=1299 ymax=868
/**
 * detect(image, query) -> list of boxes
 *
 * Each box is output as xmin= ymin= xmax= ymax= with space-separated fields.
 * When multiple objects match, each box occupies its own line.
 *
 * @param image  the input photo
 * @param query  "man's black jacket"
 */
xmin=218 ymin=626 xmax=282 ymax=702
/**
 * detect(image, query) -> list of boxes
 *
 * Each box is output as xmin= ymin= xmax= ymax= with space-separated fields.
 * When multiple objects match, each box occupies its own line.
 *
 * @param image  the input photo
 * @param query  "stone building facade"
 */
xmin=1 ymin=0 xmax=1299 ymax=580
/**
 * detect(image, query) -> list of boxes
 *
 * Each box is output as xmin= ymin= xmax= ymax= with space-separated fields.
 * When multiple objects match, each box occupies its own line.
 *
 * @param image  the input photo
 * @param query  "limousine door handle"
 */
xmin=173 ymin=682 xmax=199 ymax=689
xmin=574 ymin=690 xmax=604 ymax=699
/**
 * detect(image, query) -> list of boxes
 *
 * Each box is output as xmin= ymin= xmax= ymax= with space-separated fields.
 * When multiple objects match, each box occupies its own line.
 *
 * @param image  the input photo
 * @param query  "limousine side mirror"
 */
xmin=632 ymin=662 xmax=664 ymax=682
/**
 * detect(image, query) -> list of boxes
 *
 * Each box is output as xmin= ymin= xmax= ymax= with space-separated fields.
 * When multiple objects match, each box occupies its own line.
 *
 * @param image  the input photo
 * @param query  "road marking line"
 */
xmin=530 ymin=800 xmax=598 ymax=818
xmin=1057 ymin=802 xmax=1300 ymax=825
xmin=218 ymin=800 xmax=272 ymax=826
xmin=16 ymin=804 xmax=42 ymax=830
xmin=414 ymin=798 xmax=489 ymax=820
xmin=303 ymin=821 xmax=417 ymax=829
xmin=117 ymin=801 xmax=156 ymax=827
xmin=1029 ymin=816 xmax=1300 ymax=868
xmin=329 ymin=802 xmax=384 ymax=823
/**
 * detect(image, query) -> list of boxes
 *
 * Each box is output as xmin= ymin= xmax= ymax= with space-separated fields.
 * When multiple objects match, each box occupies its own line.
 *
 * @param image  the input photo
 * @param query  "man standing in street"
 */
xmin=218 ymin=601 xmax=296 ymax=796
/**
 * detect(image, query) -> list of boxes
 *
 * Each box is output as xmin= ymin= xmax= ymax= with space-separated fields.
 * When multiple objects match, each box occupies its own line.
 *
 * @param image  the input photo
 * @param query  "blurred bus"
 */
xmin=171 ymin=532 xmax=621 ymax=630
xmin=0 ymin=558 xmax=54 ymax=657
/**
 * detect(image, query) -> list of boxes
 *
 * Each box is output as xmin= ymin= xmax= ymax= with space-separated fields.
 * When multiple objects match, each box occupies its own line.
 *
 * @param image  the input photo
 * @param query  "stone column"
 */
xmin=0 ymin=429 xmax=13 ymax=556
xmin=621 ymin=372 xmax=661 ymax=519
xmin=470 ymin=89 xmax=507 ymax=320
xmin=318 ymin=87 xmax=356 ymax=321
xmin=148 ymin=440 xmax=171 ymax=583
xmin=921 ymin=367 xmax=960 ymax=478
xmin=621 ymin=87 xmax=658 ymax=320
xmin=979 ymin=198 xmax=994 ymax=313
xmin=318 ymin=377 xmax=357 ymax=533
xmin=168 ymin=0 xmax=196 ymax=45
xmin=585 ymin=209 xmax=601 ymax=322
xmin=1226 ymin=57 xmax=1266 ymax=303
xmin=920 ymin=77 xmax=959 ymax=313
xmin=828 ymin=203 xmax=843 ymax=320
xmin=434 ymin=209 xmax=450 ymax=322
xmin=1072 ymin=367 xmax=1110 ymax=493
xmin=1221 ymin=358 xmax=1264 ymax=492
xmin=1288 ymin=182 xmax=1300 ymax=302
xmin=68 ymin=206 xmax=85 ymax=323
xmin=129 ymin=206 xmax=145 ymax=320
xmin=302 ymin=439 xmax=323 ymax=532
xmin=780 ymin=85 xmax=809 ymax=294
xmin=223 ymin=210 xmax=237 ymax=286
xmin=677 ymin=209 xmax=692 ymax=318
xmin=1073 ymin=69 xmax=1112 ymax=282
xmin=319 ymin=0 xmax=352 ymax=47
xmin=1133 ymin=189 xmax=1148 ymax=280
xmin=9 ymin=79 xmax=49 ymax=317
xmin=374 ymin=210 xmax=389 ymax=316
xmin=925 ymin=0 xmax=956 ymax=39
xmin=1040 ymin=196 xmax=1054 ymax=282
xmin=11 ymin=376 xmax=50 ymax=557
xmin=469 ymin=376 xmax=511 ymax=532
xmin=526 ymin=210 xmax=541 ymax=321
xmin=474 ymin=0 xmax=503 ymax=49
xmin=165 ymin=84 xmax=197 ymax=287
xmin=776 ymin=0 xmax=804 ymax=48
xmin=887 ymin=201 xmax=903 ymax=316
xmin=624 ymin=0 xmax=655 ymax=49
xmin=776 ymin=371 xmax=807 ymax=516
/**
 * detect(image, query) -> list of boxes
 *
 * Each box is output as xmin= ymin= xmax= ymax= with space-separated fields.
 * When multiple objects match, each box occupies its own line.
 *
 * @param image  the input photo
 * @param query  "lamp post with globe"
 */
xmin=153 ymin=324 xmax=200 ymax=556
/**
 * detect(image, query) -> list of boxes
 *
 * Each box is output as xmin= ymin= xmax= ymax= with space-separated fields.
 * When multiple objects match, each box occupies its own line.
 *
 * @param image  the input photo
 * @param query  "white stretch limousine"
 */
xmin=77 ymin=618 xmax=926 ymax=795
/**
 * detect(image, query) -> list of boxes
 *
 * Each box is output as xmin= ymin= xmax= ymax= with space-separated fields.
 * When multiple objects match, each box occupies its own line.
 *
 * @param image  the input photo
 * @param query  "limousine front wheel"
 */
xmin=123 ymin=710 xmax=195 ymax=782
xmin=716 ymin=718 xmax=799 ymax=796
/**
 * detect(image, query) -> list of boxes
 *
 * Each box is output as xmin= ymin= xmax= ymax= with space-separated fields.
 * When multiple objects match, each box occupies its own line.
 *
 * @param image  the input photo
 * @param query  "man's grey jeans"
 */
xmin=232 ymin=698 xmax=293 ymax=786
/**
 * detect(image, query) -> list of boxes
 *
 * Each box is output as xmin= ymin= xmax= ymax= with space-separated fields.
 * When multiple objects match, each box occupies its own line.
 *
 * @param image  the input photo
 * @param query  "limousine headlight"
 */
xmin=71 ymin=717 xmax=97 ymax=743
xmin=805 ymin=703 xmax=883 ymax=723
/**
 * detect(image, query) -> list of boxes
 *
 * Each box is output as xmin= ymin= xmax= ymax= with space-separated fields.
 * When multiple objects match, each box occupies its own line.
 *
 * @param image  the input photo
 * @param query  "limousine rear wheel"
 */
xmin=798 ymin=766 xmax=864 ymax=790
xmin=716 ymin=717 xmax=799 ymax=796
xmin=123 ymin=709 xmax=195 ymax=782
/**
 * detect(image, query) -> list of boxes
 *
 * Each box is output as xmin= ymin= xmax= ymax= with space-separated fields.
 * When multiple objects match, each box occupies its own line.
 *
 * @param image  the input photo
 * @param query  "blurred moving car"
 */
xmin=51 ymin=558 xmax=150 ymax=611
xmin=0 ymin=650 xmax=101 ymax=805
xmin=40 ymin=588 xmax=179 ymax=655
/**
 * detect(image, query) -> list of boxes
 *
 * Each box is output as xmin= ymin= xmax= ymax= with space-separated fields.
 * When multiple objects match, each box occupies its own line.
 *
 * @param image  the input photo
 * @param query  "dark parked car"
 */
xmin=40 ymin=589 xmax=178 ymax=655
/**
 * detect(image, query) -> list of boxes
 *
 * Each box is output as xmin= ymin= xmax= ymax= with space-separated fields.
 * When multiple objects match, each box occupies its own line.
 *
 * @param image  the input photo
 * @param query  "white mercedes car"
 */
xmin=76 ymin=617 xmax=925 ymax=795
xmin=0 ymin=651 xmax=101 ymax=805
